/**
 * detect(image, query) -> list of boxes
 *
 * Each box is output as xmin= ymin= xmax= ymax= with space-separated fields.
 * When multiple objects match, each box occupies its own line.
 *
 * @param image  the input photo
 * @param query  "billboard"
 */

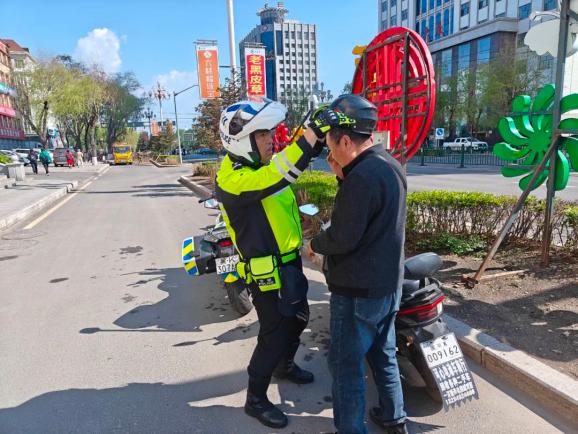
xmin=196 ymin=45 xmax=220 ymax=99
xmin=245 ymin=47 xmax=266 ymax=98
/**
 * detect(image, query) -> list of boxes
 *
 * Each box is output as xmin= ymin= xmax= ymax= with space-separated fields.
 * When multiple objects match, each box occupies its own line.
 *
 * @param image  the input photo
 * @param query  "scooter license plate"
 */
xmin=419 ymin=333 xmax=463 ymax=368
xmin=215 ymin=255 xmax=240 ymax=274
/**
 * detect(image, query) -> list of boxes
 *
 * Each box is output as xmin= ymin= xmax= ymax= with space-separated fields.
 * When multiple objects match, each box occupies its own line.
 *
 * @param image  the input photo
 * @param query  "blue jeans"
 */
xmin=328 ymin=292 xmax=406 ymax=434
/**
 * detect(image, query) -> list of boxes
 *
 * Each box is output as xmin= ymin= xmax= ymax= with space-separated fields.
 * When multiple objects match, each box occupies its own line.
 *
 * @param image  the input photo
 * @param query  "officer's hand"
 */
xmin=305 ymin=241 xmax=316 ymax=258
xmin=307 ymin=108 xmax=356 ymax=140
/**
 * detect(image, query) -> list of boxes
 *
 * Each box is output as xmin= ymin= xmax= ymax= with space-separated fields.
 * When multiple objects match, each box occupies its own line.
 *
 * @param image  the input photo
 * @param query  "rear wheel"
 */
xmin=224 ymin=280 xmax=253 ymax=316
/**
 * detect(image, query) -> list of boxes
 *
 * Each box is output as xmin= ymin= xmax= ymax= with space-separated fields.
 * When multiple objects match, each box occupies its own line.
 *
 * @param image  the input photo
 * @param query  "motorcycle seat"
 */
xmin=404 ymin=252 xmax=443 ymax=281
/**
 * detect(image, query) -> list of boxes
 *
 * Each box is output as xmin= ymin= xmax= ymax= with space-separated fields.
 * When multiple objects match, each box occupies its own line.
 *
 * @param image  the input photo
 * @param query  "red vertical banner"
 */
xmin=196 ymin=46 xmax=220 ymax=99
xmin=245 ymin=47 xmax=266 ymax=98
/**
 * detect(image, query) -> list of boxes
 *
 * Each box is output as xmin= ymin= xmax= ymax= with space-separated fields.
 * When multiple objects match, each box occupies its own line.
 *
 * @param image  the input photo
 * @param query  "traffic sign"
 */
xmin=435 ymin=128 xmax=445 ymax=139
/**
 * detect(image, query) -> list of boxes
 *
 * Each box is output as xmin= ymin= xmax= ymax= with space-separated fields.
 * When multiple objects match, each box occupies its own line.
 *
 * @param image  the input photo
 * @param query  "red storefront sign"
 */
xmin=0 ymin=105 xmax=16 ymax=117
xmin=196 ymin=46 xmax=220 ymax=99
xmin=245 ymin=48 xmax=266 ymax=98
xmin=0 ymin=127 xmax=25 ymax=139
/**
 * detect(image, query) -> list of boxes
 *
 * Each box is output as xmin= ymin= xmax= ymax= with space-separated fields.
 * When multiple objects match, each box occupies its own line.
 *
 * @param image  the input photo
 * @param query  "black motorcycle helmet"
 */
xmin=330 ymin=94 xmax=378 ymax=136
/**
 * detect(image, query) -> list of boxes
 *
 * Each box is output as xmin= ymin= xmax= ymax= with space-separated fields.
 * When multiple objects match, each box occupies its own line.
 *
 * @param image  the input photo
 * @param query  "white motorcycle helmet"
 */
xmin=220 ymin=99 xmax=287 ymax=166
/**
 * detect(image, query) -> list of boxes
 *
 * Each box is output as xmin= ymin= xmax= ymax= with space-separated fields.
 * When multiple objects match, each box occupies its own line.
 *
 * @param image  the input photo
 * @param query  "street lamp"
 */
xmin=144 ymin=108 xmax=154 ymax=137
xmin=172 ymin=84 xmax=199 ymax=164
xmin=148 ymin=82 xmax=169 ymax=130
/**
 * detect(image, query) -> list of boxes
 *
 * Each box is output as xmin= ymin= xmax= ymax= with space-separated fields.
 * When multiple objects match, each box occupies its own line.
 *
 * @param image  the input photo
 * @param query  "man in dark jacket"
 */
xmin=306 ymin=94 xmax=408 ymax=434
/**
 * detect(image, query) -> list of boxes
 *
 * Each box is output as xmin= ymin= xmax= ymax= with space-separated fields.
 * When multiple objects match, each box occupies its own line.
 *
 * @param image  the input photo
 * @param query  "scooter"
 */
xmin=181 ymin=197 xmax=253 ymax=316
xmin=299 ymin=203 xmax=477 ymax=406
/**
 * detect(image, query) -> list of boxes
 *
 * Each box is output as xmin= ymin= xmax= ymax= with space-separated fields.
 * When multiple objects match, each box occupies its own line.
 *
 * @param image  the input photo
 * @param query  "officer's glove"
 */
xmin=308 ymin=108 xmax=356 ymax=140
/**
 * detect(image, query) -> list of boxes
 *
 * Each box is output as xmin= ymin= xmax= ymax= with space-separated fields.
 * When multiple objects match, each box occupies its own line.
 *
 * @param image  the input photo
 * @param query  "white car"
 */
xmin=443 ymin=137 xmax=488 ymax=152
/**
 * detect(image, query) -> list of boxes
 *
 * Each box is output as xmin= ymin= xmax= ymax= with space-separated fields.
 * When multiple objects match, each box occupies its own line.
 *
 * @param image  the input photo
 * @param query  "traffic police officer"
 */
xmin=216 ymin=99 xmax=346 ymax=428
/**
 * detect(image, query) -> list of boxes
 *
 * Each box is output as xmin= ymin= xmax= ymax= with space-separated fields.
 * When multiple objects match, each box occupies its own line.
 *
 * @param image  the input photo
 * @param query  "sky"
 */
xmin=0 ymin=0 xmax=379 ymax=127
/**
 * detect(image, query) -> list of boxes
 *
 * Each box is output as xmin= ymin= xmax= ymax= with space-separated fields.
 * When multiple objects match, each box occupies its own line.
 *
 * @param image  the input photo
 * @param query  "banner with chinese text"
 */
xmin=196 ymin=46 xmax=220 ymax=99
xmin=245 ymin=47 xmax=266 ymax=98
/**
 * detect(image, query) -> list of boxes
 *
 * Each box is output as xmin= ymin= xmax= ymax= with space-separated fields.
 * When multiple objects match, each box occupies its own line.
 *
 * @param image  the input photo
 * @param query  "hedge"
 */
xmin=292 ymin=170 xmax=578 ymax=253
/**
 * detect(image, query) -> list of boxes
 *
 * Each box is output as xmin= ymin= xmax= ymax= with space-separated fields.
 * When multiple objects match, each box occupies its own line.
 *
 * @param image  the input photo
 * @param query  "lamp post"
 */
xmin=148 ymin=82 xmax=169 ymax=130
xmin=173 ymin=84 xmax=199 ymax=164
xmin=144 ymin=108 xmax=154 ymax=137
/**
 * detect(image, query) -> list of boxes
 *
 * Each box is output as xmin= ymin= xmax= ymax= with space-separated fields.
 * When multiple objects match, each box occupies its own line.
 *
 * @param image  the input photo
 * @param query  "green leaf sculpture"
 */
xmin=493 ymin=84 xmax=578 ymax=191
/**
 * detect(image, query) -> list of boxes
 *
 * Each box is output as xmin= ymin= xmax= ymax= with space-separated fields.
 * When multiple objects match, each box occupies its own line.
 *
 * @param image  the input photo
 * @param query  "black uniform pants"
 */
xmin=247 ymin=261 xmax=309 ymax=395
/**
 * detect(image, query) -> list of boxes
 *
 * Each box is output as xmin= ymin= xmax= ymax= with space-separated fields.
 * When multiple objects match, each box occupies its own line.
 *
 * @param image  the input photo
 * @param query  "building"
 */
xmin=377 ymin=0 xmax=559 ymax=86
xmin=0 ymin=40 xmax=25 ymax=150
xmin=239 ymin=2 xmax=318 ymax=104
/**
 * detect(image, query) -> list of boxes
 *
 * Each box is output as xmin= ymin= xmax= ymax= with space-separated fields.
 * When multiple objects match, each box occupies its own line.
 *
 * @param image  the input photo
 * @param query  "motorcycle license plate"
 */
xmin=216 ymin=255 xmax=240 ymax=274
xmin=419 ymin=333 xmax=463 ymax=368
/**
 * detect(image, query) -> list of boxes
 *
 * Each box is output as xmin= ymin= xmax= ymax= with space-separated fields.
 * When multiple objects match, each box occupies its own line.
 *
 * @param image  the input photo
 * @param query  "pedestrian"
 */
xmin=66 ymin=149 xmax=74 ymax=168
xmin=76 ymin=148 xmax=84 ymax=167
xmin=38 ymin=148 xmax=52 ymax=175
xmin=28 ymin=149 xmax=38 ymax=174
xmin=215 ymin=99 xmax=330 ymax=429
xmin=306 ymin=95 xmax=408 ymax=434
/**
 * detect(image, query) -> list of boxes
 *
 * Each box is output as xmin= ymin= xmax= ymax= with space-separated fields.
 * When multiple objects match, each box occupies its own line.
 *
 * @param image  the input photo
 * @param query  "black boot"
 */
xmin=273 ymin=342 xmax=314 ymax=384
xmin=244 ymin=379 xmax=288 ymax=429
xmin=369 ymin=407 xmax=408 ymax=434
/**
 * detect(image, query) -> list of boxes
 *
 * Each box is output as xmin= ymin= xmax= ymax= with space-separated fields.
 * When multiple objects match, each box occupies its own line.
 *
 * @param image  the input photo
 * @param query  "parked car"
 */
xmin=443 ymin=137 xmax=488 ymax=152
xmin=12 ymin=148 xmax=33 ymax=165
xmin=53 ymin=148 xmax=74 ymax=167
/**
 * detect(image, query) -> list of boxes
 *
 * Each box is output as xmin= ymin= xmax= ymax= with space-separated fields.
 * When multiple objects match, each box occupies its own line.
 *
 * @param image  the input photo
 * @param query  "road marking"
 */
xmin=23 ymin=178 xmax=96 ymax=230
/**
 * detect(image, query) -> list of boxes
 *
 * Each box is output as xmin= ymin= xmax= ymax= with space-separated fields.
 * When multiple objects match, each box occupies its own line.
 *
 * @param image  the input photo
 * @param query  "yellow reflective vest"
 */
xmin=215 ymin=136 xmax=316 ymax=260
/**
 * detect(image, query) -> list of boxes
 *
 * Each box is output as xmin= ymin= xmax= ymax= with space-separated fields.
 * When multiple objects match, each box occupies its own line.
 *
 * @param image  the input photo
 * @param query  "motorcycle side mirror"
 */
xmin=203 ymin=199 xmax=219 ymax=209
xmin=299 ymin=204 xmax=319 ymax=216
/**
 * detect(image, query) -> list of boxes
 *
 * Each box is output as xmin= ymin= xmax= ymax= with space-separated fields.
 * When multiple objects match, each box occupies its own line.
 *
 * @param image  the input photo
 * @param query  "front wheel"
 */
xmin=224 ymin=280 xmax=253 ymax=316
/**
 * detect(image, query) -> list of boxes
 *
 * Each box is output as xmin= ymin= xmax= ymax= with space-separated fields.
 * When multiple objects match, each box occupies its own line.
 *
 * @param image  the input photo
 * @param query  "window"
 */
xmin=544 ymin=0 xmax=556 ymax=10
xmin=519 ymin=3 xmax=531 ymax=19
xmin=460 ymin=2 xmax=470 ymax=16
xmin=443 ymin=9 xmax=450 ymax=36
xmin=382 ymin=19 xmax=387 ymax=29
xmin=450 ymin=7 xmax=454 ymax=32
xmin=429 ymin=0 xmax=434 ymax=9
xmin=416 ymin=0 xmax=420 ymax=15
xmin=402 ymin=9 xmax=408 ymax=20
xmin=539 ymin=54 xmax=554 ymax=70
xmin=284 ymin=31 xmax=289 ymax=38
xmin=382 ymin=1 xmax=388 ymax=11
xmin=421 ymin=0 xmax=427 ymax=13
xmin=517 ymin=32 xmax=526 ymax=48
xmin=478 ymin=0 xmax=488 ymax=8
xmin=435 ymin=12 xmax=442 ymax=39
xmin=416 ymin=20 xmax=420 ymax=33
xmin=428 ymin=15 xmax=434 ymax=41
xmin=391 ymin=15 xmax=397 ymax=26
xmin=458 ymin=43 xmax=470 ymax=70
xmin=310 ymin=32 xmax=315 ymax=40
xmin=391 ymin=0 xmax=397 ymax=7
xmin=436 ymin=0 xmax=441 ymax=6
xmin=291 ymin=31 xmax=295 ymax=38
xmin=477 ymin=37 xmax=491 ymax=63
xmin=441 ymin=49 xmax=452 ymax=78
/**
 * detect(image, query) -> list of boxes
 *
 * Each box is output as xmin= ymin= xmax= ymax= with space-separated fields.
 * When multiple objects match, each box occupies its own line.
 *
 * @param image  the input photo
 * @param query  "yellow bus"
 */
xmin=112 ymin=143 xmax=133 ymax=165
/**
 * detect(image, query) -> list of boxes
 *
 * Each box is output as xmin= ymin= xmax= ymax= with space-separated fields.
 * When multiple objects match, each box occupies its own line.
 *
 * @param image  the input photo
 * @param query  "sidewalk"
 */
xmin=0 ymin=164 xmax=109 ymax=232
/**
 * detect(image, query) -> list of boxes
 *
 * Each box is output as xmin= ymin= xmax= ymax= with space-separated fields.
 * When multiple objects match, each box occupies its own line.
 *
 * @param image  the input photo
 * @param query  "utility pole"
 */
xmin=149 ymin=82 xmax=169 ymax=130
xmin=173 ymin=84 xmax=199 ymax=164
xmin=226 ymin=0 xmax=237 ymax=79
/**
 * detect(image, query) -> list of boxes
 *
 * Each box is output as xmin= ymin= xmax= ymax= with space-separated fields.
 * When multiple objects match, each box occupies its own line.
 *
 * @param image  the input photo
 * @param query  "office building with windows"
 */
xmin=378 ymin=0 xmax=558 ymax=85
xmin=239 ymin=2 xmax=318 ymax=103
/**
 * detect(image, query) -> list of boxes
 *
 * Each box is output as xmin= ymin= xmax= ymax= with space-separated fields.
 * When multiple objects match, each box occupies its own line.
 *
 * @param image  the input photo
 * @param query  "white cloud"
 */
xmin=74 ymin=28 xmax=122 ymax=73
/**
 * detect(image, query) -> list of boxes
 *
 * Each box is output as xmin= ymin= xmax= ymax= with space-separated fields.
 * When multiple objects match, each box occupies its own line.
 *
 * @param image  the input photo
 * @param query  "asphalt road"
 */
xmin=311 ymin=158 xmax=578 ymax=201
xmin=0 ymin=165 xmax=573 ymax=433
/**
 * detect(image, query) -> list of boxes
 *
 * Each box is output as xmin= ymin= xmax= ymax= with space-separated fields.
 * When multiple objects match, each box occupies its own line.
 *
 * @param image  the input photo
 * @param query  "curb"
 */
xmin=0 ymin=181 xmax=78 ymax=232
xmin=177 ymin=175 xmax=211 ymax=198
xmin=445 ymin=315 xmax=578 ymax=429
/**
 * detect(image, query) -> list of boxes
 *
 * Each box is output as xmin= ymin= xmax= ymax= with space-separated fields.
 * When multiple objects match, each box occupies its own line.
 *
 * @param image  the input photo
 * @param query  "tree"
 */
xmin=103 ymin=72 xmax=145 ymax=147
xmin=281 ymin=86 xmax=310 ymax=130
xmin=12 ymin=59 xmax=67 ymax=148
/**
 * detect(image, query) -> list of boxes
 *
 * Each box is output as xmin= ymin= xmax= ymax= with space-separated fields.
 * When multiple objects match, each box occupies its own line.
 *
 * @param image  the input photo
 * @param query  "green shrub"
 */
xmin=292 ymin=171 xmax=338 ymax=221
xmin=416 ymin=232 xmax=487 ymax=255
xmin=192 ymin=161 xmax=218 ymax=177
xmin=0 ymin=154 xmax=11 ymax=164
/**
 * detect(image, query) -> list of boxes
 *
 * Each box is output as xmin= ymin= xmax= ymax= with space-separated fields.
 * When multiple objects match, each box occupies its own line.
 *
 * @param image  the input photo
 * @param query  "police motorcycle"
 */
xmin=181 ymin=196 xmax=253 ymax=316
xmin=300 ymin=203 xmax=478 ymax=407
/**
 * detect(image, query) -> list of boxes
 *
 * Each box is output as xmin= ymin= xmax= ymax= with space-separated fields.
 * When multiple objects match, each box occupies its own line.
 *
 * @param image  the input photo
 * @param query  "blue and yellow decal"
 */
xmin=182 ymin=237 xmax=199 ymax=276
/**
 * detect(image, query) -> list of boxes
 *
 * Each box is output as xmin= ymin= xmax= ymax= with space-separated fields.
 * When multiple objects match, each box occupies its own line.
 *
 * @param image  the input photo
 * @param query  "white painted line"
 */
xmin=23 ymin=179 xmax=95 ymax=230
